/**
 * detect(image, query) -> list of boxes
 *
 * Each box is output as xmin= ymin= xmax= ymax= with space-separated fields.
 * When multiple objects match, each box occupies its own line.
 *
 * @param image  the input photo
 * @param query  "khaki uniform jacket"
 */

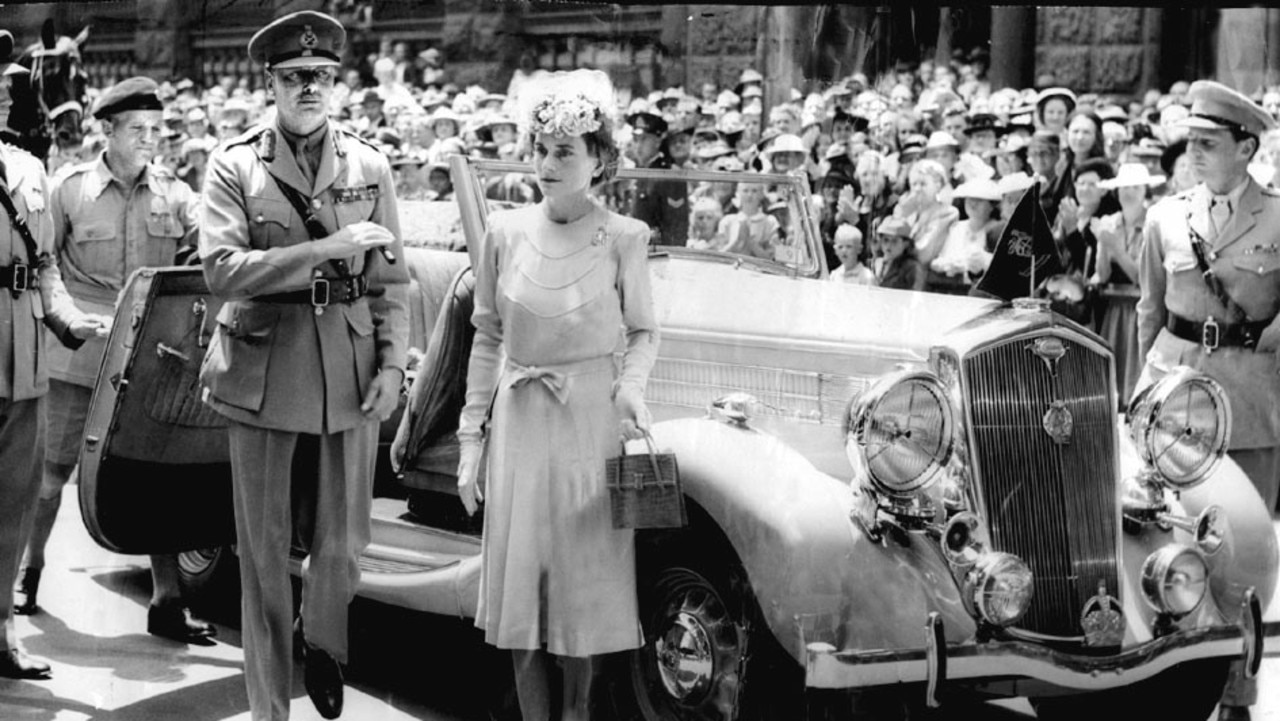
xmin=198 ymin=121 xmax=410 ymax=434
xmin=47 ymin=154 xmax=199 ymax=387
xmin=0 ymin=142 xmax=86 ymax=400
xmin=1136 ymin=178 xmax=1280 ymax=449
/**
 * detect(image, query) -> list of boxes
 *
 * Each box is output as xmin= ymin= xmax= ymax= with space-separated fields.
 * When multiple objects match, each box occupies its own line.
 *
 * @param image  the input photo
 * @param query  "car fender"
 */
xmin=1115 ymin=426 xmax=1279 ymax=621
xmin=648 ymin=417 xmax=977 ymax=666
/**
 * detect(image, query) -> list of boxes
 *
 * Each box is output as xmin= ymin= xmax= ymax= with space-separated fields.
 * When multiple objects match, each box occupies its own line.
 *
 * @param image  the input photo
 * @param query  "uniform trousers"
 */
xmin=228 ymin=421 xmax=377 ymax=721
xmin=0 ymin=396 xmax=44 ymax=651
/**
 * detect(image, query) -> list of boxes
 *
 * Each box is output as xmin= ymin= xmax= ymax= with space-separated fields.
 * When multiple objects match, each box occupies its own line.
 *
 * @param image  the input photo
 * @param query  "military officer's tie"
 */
xmin=1210 ymin=195 xmax=1231 ymax=240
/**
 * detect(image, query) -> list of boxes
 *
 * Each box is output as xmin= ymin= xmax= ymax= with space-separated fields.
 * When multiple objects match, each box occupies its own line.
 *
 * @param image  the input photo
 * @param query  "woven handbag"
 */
xmin=606 ymin=432 xmax=686 ymax=529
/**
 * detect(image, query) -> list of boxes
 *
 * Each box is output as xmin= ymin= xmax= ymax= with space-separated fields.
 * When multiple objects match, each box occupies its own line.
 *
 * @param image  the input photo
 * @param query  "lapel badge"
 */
xmin=592 ymin=227 xmax=606 ymax=246
xmin=300 ymin=25 xmax=318 ymax=53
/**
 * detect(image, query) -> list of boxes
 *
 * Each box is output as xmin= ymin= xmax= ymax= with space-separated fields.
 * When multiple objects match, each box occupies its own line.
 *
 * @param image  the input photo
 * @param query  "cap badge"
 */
xmin=300 ymin=25 xmax=318 ymax=55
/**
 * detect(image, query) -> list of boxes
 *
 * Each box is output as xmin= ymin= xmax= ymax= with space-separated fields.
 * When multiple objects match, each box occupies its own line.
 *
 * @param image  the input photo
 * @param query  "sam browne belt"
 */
xmin=255 ymin=274 xmax=368 ymax=311
xmin=1166 ymin=312 xmax=1271 ymax=351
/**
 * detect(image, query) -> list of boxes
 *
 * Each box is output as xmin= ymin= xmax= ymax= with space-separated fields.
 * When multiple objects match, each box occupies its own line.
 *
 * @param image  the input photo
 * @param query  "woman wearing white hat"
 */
xmin=1090 ymin=162 xmax=1165 ymax=404
xmin=929 ymin=178 xmax=1001 ymax=291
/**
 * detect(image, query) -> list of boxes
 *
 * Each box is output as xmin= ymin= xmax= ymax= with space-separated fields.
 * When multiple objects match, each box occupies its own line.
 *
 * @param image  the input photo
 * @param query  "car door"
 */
xmin=79 ymin=267 xmax=236 ymax=555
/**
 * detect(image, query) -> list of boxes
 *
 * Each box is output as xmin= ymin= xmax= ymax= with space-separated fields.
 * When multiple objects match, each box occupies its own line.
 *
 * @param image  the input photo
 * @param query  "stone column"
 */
xmin=1217 ymin=8 xmax=1271 ymax=94
xmin=989 ymin=6 xmax=1034 ymax=90
xmin=760 ymin=5 xmax=816 ymax=108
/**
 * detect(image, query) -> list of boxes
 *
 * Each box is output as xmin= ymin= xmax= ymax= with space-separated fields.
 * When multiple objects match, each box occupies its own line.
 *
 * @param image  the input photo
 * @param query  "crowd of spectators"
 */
xmin=44 ymin=39 xmax=1280 ymax=401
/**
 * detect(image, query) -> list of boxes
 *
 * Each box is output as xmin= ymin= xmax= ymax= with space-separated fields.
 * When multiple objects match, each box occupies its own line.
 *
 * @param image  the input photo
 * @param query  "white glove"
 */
xmin=614 ymin=385 xmax=651 ymax=441
xmin=456 ymin=441 xmax=484 ymax=516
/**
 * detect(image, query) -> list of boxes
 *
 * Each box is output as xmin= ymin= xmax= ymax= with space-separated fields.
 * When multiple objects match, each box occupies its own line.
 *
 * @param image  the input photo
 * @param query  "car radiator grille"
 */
xmin=962 ymin=333 xmax=1119 ymax=637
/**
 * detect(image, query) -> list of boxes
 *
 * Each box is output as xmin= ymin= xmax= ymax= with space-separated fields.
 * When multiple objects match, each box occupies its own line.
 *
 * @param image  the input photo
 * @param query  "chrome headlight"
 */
xmin=1127 ymin=368 xmax=1230 ymax=489
xmin=964 ymin=552 xmax=1034 ymax=626
xmin=845 ymin=370 xmax=956 ymax=498
xmin=1140 ymin=544 xmax=1209 ymax=617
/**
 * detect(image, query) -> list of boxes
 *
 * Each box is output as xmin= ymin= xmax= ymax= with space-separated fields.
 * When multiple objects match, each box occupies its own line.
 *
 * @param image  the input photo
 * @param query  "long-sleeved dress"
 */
xmin=457 ymin=202 xmax=659 ymax=657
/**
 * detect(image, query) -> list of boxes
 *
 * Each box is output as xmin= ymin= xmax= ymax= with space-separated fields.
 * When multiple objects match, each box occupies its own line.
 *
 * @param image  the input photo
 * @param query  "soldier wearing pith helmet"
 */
xmin=198 ymin=10 xmax=410 ymax=720
xmin=1135 ymin=82 xmax=1280 ymax=714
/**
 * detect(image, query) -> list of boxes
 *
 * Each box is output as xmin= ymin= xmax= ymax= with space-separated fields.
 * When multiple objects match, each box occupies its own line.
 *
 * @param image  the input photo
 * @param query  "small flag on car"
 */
xmin=972 ymin=183 xmax=1064 ymax=301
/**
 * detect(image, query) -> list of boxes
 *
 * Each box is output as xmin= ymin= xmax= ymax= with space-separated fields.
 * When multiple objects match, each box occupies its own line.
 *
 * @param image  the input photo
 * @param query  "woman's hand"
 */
xmin=1058 ymin=197 xmax=1080 ymax=233
xmin=615 ymin=386 xmax=651 ymax=441
xmin=456 ymin=442 xmax=484 ymax=515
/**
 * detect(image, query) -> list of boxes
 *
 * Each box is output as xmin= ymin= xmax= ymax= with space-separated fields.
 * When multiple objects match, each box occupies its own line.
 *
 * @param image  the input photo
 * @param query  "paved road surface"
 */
xmin=0 ymin=485 xmax=1276 ymax=720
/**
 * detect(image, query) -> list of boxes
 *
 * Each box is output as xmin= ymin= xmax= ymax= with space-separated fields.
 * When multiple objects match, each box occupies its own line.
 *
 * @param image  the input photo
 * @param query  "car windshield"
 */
xmin=452 ymin=158 xmax=824 ymax=277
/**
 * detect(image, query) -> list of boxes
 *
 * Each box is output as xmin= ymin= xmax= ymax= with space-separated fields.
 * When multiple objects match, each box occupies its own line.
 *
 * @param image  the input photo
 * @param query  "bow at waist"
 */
xmin=504 ymin=355 xmax=615 ymax=404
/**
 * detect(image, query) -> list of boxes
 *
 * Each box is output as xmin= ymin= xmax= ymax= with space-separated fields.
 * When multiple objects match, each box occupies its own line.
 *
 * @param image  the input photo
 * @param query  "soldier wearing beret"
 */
xmin=0 ymin=29 xmax=105 ymax=680
xmin=627 ymin=110 xmax=687 ymax=246
xmin=13 ymin=76 xmax=208 ymax=642
xmin=197 ymin=11 xmax=409 ymax=720
xmin=1135 ymin=76 xmax=1280 ymax=721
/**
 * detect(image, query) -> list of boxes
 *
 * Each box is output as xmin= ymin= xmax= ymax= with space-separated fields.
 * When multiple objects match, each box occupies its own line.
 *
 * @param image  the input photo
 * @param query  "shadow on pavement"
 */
xmin=0 ymin=681 xmax=101 ymax=721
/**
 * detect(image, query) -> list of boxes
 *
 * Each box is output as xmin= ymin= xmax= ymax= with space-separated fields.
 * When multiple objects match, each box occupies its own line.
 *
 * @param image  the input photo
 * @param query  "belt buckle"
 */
xmin=310 ymin=277 xmax=331 ymax=314
xmin=1203 ymin=315 xmax=1220 ymax=353
xmin=11 ymin=263 xmax=29 ymax=293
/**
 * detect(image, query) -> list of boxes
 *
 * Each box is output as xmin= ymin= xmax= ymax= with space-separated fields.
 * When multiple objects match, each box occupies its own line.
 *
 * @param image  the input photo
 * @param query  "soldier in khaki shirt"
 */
xmin=12 ymin=77 xmax=213 ymax=644
xmin=0 ymin=30 xmax=107 ymax=680
xmin=1135 ymin=83 xmax=1280 ymax=719
xmin=1136 ymin=81 xmax=1280 ymax=514
xmin=198 ymin=12 xmax=409 ymax=720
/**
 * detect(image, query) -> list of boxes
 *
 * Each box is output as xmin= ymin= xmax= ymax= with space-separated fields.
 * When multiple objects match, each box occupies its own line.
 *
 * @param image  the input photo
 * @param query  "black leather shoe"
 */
xmin=13 ymin=567 xmax=40 ymax=616
xmin=0 ymin=648 xmax=51 ymax=679
xmin=296 ymin=619 xmax=343 ymax=719
xmin=147 ymin=603 xmax=217 ymax=645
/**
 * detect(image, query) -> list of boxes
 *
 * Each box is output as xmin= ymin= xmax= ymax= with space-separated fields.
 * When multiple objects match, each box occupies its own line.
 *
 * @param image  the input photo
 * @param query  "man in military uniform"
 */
xmin=627 ymin=110 xmax=687 ymax=246
xmin=0 ymin=29 xmax=107 ymax=680
xmin=13 ymin=77 xmax=213 ymax=644
xmin=1135 ymin=82 xmax=1280 ymax=719
xmin=198 ymin=11 xmax=409 ymax=720
xmin=1137 ymin=80 xmax=1280 ymax=512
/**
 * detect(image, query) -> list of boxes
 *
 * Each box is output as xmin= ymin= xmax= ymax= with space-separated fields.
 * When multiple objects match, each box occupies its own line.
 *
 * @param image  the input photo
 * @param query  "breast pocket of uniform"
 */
xmin=199 ymin=301 xmax=281 ymax=413
xmin=1163 ymin=249 xmax=1199 ymax=276
xmin=333 ymin=196 xmax=376 ymax=229
xmin=245 ymin=196 xmax=292 ymax=249
xmin=1231 ymin=252 xmax=1280 ymax=277
xmin=145 ymin=211 xmax=187 ymax=265
xmin=72 ymin=222 xmax=118 ymax=268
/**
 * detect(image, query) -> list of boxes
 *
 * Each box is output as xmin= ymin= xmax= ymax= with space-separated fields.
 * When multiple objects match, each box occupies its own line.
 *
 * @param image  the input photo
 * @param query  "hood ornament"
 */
xmin=1027 ymin=337 xmax=1067 ymax=378
xmin=1080 ymin=580 xmax=1124 ymax=646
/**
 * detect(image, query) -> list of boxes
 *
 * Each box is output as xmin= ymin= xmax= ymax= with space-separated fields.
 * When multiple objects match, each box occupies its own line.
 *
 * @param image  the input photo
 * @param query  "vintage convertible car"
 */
xmin=79 ymin=157 xmax=1276 ymax=719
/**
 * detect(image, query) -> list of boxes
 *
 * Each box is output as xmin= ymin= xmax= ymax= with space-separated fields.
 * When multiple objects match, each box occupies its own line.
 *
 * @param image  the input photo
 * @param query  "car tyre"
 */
xmin=176 ymin=545 xmax=240 ymax=620
xmin=610 ymin=524 xmax=803 ymax=721
xmin=1029 ymin=658 xmax=1229 ymax=721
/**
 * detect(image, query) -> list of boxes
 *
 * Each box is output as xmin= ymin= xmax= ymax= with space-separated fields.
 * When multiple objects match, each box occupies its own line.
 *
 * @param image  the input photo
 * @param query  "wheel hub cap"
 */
xmin=655 ymin=611 xmax=714 ymax=701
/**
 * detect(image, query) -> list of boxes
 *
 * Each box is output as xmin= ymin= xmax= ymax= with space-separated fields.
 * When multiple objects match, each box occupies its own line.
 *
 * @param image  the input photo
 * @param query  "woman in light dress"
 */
xmin=455 ymin=69 xmax=658 ymax=720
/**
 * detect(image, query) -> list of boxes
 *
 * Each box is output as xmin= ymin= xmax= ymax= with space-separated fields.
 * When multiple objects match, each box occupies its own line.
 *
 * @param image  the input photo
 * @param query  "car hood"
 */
xmin=649 ymin=257 xmax=1001 ymax=370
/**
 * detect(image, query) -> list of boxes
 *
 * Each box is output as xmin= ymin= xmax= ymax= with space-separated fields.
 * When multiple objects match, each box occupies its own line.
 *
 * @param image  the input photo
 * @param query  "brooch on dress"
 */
xmin=592 ymin=226 xmax=607 ymax=246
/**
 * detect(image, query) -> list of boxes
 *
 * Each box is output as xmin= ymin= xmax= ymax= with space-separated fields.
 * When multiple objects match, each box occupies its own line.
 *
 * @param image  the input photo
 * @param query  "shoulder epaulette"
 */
xmin=225 ymin=125 xmax=274 ymax=159
xmin=335 ymin=126 xmax=381 ymax=155
xmin=53 ymin=161 xmax=92 ymax=181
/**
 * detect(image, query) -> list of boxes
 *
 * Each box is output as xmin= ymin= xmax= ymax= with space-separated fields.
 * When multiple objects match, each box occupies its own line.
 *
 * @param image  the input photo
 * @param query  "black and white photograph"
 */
xmin=0 ymin=3 xmax=1276 ymax=720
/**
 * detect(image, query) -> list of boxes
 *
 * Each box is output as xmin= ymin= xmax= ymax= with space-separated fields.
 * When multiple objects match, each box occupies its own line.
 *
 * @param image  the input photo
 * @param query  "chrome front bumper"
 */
xmin=806 ymin=588 xmax=1268 ymax=693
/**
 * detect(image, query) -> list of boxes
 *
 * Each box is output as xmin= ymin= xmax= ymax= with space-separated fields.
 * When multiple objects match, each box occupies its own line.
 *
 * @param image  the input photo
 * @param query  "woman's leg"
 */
xmin=559 ymin=654 xmax=594 ymax=721
xmin=512 ymin=648 xmax=554 ymax=721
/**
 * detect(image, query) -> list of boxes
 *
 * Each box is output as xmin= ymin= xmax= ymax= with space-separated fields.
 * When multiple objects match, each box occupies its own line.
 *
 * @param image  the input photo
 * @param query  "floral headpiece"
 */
xmin=518 ymin=68 xmax=616 ymax=138
xmin=531 ymin=94 xmax=602 ymax=137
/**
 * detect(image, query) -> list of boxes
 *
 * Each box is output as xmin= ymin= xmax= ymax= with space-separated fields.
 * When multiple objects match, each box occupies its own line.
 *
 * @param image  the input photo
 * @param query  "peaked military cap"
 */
xmin=1179 ymin=80 xmax=1277 ymax=137
xmin=92 ymin=76 xmax=164 ymax=119
xmin=0 ymin=30 xmax=28 ymax=76
xmin=248 ymin=10 xmax=344 ymax=70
